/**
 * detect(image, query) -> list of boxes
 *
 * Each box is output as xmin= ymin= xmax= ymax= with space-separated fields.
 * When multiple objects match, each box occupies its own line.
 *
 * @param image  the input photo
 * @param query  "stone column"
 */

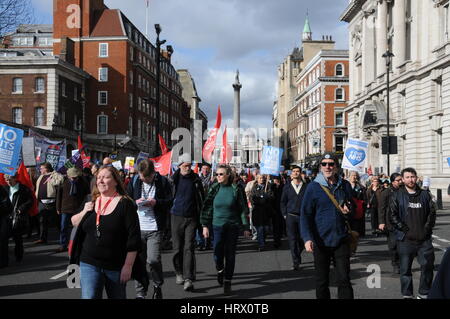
xmin=363 ymin=14 xmax=375 ymax=85
xmin=376 ymin=0 xmax=388 ymax=77
xmin=233 ymin=71 xmax=242 ymax=152
xmin=393 ymin=0 xmax=406 ymax=69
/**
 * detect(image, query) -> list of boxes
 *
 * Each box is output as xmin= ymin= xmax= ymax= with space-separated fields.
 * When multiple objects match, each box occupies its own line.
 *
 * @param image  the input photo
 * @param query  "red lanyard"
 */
xmin=96 ymin=192 xmax=118 ymax=235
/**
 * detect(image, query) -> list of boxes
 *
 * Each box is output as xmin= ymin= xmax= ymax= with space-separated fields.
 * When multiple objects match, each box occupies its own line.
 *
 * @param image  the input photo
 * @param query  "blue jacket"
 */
xmin=300 ymin=173 xmax=354 ymax=248
xmin=280 ymin=181 xmax=308 ymax=218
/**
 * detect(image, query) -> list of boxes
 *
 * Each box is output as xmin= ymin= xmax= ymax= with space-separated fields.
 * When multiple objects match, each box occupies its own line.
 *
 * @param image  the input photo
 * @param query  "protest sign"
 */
xmin=29 ymin=129 xmax=67 ymax=171
xmin=22 ymin=137 xmax=36 ymax=167
xmin=260 ymin=146 xmax=283 ymax=176
xmin=0 ymin=124 xmax=24 ymax=175
xmin=112 ymin=160 xmax=123 ymax=170
xmin=125 ymin=157 xmax=135 ymax=170
xmin=135 ymin=152 xmax=149 ymax=168
xmin=341 ymin=138 xmax=369 ymax=173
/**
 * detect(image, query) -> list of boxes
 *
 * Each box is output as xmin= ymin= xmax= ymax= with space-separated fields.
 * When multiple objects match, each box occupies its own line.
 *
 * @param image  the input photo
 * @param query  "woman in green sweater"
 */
xmin=200 ymin=164 xmax=251 ymax=295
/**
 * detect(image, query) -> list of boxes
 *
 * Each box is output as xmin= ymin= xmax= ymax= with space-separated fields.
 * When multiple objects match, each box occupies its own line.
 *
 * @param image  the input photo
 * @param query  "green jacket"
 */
xmin=200 ymin=182 xmax=249 ymax=228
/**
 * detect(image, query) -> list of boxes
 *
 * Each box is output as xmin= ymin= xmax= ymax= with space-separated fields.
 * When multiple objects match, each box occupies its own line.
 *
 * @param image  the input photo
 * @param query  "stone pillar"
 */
xmin=233 ymin=71 xmax=242 ymax=152
xmin=363 ymin=15 xmax=376 ymax=85
xmin=376 ymin=0 xmax=388 ymax=77
xmin=393 ymin=0 xmax=406 ymax=69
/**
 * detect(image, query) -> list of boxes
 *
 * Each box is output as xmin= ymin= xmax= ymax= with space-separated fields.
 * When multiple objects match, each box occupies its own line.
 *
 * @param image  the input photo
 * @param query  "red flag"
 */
xmin=0 ymin=162 xmax=39 ymax=217
xmin=202 ymin=106 xmax=222 ymax=163
xmin=219 ymin=126 xmax=232 ymax=164
xmin=367 ymin=165 xmax=373 ymax=175
xmin=78 ymin=136 xmax=90 ymax=168
xmin=158 ymin=134 xmax=169 ymax=155
xmin=193 ymin=163 xmax=199 ymax=174
xmin=150 ymin=151 xmax=172 ymax=176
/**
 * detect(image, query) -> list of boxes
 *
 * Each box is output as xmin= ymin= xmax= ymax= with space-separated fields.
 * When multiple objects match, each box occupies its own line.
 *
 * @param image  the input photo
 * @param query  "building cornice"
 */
xmin=340 ymin=0 xmax=366 ymax=23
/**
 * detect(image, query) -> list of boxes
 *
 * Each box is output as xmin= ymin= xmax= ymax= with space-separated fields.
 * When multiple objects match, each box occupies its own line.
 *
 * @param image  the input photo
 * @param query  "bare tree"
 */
xmin=0 ymin=0 xmax=34 ymax=37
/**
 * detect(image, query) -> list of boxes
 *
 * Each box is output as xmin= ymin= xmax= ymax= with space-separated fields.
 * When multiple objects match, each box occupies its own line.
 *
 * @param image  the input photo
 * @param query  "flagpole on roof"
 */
xmin=145 ymin=0 xmax=149 ymax=38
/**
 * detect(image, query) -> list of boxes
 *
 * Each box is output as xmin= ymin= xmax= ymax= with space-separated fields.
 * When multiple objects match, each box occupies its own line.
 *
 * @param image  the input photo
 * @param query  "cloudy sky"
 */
xmin=32 ymin=0 xmax=349 ymax=130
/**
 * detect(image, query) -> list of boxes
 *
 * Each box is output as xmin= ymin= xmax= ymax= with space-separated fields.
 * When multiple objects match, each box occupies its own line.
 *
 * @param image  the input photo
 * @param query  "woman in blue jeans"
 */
xmin=200 ymin=165 xmax=250 ymax=295
xmin=71 ymin=166 xmax=141 ymax=299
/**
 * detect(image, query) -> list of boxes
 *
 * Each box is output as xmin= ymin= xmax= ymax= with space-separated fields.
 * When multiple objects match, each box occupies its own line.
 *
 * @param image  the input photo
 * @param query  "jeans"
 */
xmin=256 ymin=226 xmax=269 ymax=248
xmin=286 ymin=214 xmax=304 ymax=266
xmin=171 ymin=214 xmax=197 ymax=281
xmin=398 ymin=239 xmax=435 ymax=297
xmin=80 ymin=262 xmax=126 ymax=299
xmin=213 ymin=224 xmax=239 ymax=281
xmin=59 ymin=213 xmax=72 ymax=248
xmin=313 ymin=240 xmax=354 ymax=299
xmin=135 ymin=231 xmax=164 ymax=296
xmin=387 ymin=230 xmax=399 ymax=267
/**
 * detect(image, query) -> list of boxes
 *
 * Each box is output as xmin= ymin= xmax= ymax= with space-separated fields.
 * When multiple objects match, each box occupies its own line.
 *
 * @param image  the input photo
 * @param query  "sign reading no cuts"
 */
xmin=341 ymin=138 xmax=369 ymax=173
xmin=260 ymin=146 xmax=283 ymax=176
xmin=0 ymin=124 xmax=24 ymax=175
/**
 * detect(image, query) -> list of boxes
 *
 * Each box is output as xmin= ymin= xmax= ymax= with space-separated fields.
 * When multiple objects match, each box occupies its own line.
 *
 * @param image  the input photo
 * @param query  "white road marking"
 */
xmin=50 ymin=270 xmax=68 ymax=280
xmin=432 ymin=235 xmax=450 ymax=243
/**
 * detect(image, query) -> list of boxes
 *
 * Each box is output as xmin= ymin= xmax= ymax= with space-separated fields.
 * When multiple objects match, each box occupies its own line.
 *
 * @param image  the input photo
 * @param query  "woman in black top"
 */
xmin=71 ymin=166 xmax=141 ymax=299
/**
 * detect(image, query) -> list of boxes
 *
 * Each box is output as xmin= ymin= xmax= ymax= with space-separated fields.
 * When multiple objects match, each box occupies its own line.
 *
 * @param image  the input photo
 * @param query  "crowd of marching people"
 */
xmin=0 ymin=153 xmax=449 ymax=299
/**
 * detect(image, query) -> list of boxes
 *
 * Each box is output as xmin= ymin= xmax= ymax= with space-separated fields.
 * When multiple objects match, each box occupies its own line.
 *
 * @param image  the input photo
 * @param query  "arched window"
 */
xmin=336 ymin=64 xmax=344 ymax=76
xmin=336 ymin=88 xmax=344 ymax=101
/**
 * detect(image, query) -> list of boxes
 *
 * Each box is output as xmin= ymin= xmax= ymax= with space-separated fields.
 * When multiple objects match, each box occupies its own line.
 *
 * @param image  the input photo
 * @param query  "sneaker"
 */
xmin=183 ymin=279 xmax=194 ymax=292
xmin=135 ymin=293 xmax=146 ymax=299
xmin=217 ymin=269 xmax=224 ymax=286
xmin=175 ymin=274 xmax=184 ymax=285
xmin=223 ymin=280 xmax=232 ymax=295
xmin=152 ymin=286 xmax=162 ymax=299
xmin=252 ymin=235 xmax=257 ymax=241
xmin=416 ymin=294 xmax=428 ymax=299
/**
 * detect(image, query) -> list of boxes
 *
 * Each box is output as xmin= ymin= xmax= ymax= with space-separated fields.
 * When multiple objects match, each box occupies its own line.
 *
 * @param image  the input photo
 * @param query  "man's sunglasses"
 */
xmin=321 ymin=162 xmax=335 ymax=167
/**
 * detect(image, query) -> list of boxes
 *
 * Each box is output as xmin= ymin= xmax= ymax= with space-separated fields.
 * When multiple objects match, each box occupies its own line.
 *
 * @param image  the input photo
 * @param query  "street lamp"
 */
xmin=382 ymin=49 xmax=394 ymax=176
xmin=112 ymin=106 xmax=118 ymax=153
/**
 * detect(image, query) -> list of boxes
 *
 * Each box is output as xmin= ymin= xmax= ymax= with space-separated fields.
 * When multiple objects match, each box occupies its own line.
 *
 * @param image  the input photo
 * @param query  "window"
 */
xmin=129 ymin=71 xmax=133 ymax=85
xmin=335 ymin=136 xmax=344 ymax=152
xmin=99 ymin=67 xmax=108 ymax=82
xmin=38 ymin=37 xmax=52 ymax=46
xmin=99 ymin=43 xmax=108 ymax=57
xmin=62 ymin=81 xmax=67 ymax=97
xmin=12 ymin=78 xmax=23 ymax=93
xmin=129 ymin=117 xmax=133 ymax=136
xmin=74 ymin=86 xmax=79 ymax=101
xmin=12 ymin=107 xmax=22 ymax=124
xmin=436 ymin=77 xmax=443 ymax=111
xmin=34 ymin=107 xmax=45 ymax=126
xmin=35 ymin=77 xmax=45 ymax=92
xmin=129 ymin=93 xmax=133 ymax=108
xmin=98 ymin=91 xmax=108 ymax=105
xmin=130 ymin=46 xmax=134 ymax=61
xmin=335 ymin=64 xmax=344 ymax=76
xmin=137 ymin=119 xmax=142 ymax=138
xmin=74 ymin=114 xmax=81 ymax=131
xmin=97 ymin=115 xmax=108 ymax=134
xmin=336 ymin=88 xmax=344 ymax=101
xmin=335 ymin=112 xmax=344 ymax=126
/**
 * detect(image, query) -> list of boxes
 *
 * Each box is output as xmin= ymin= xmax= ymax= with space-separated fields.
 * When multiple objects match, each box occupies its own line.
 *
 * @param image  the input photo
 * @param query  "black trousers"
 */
xmin=171 ymin=214 xmax=197 ymax=281
xmin=387 ymin=230 xmax=399 ymax=267
xmin=271 ymin=210 xmax=284 ymax=245
xmin=37 ymin=202 xmax=58 ymax=242
xmin=0 ymin=215 xmax=10 ymax=267
xmin=370 ymin=208 xmax=378 ymax=232
xmin=313 ymin=240 xmax=354 ymax=299
xmin=286 ymin=214 xmax=304 ymax=266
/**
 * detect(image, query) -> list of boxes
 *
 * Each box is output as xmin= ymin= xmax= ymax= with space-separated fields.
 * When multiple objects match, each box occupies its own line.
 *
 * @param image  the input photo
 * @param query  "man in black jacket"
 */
xmin=0 ymin=185 xmax=13 ymax=268
xmin=171 ymin=153 xmax=204 ymax=292
xmin=390 ymin=167 xmax=436 ymax=299
xmin=280 ymin=165 xmax=307 ymax=271
xmin=3 ymin=174 xmax=33 ymax=263
xmin=127 ymin=159 xmax=173 ymax=299
xmin=378 ymin=173 xmax=403 ymax=274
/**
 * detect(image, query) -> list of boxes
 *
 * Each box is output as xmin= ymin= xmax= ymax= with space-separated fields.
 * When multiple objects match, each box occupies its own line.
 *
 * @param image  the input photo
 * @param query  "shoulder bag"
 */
xmin=320 ymin=185 xmax=359 ymax=253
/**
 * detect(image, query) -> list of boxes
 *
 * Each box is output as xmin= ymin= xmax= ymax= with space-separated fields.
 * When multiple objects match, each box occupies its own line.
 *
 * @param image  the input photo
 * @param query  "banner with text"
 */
xmin=0 ymin=124 xmax=24 ymax=175
xmin=29 ymin=130 xmax=67 ymax=171
xmin=260 ymin=146 xmax=283 ymax=176
xmin=341 ymin=138 xmax=369 ymax=173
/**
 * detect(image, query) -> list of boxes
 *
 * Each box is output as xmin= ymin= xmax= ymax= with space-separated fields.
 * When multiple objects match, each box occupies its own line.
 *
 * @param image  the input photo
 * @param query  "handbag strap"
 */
xmin=320 ymin=185 xmax=353 ymax=232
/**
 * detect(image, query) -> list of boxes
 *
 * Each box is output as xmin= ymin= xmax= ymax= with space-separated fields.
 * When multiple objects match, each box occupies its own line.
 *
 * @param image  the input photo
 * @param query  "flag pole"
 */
xmin=145 ymin=1 xmax=149 ymax=38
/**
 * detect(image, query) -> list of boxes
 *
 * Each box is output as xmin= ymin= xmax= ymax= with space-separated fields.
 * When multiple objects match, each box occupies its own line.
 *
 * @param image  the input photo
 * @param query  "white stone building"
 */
xmin=341 ymin=0 xmax=450 ymax=199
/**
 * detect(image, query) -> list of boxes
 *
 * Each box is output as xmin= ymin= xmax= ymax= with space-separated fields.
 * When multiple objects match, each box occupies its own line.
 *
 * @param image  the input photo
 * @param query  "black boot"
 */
xmin=217 ymin=269 xmax=224 ymax=286
xmin=152 ymin=286 xmax=162 ymax=299
xmin=224 ymin=280 xmax=232 ymax=296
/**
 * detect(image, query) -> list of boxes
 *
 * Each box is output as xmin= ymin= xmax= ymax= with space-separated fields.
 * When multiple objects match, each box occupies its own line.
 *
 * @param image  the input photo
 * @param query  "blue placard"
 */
xmin=0 ymin=124 xmax=24 ymax=175
xmin=447 ymin=158 xmax=450 ymax=168
xmin=135 ymin=152 xmax=149 ymax=168
xmin=260 ymin=146 xmax=283 ymax=176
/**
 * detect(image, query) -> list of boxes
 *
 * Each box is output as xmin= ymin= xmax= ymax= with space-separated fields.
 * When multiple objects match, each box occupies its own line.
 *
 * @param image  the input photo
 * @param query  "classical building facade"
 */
xmin=274 ymin=15 xmax=337 ymax=166
xmin=341 ymin=0 xmax=450 ymax=197
xmin=288 ymin=50 xmax=349 ymax=167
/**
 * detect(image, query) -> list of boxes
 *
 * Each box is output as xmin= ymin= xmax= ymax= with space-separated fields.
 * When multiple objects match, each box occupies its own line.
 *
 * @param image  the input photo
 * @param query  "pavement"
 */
xmin=0 ymin=203 xmax=449 ymax=299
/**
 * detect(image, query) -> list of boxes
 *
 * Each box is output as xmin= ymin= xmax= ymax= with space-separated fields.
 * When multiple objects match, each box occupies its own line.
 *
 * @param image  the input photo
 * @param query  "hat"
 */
xmin=67 ymin=167 xmax=82 ymax=178
xmin=177 ymin=153 xmax=192 ymax=166
xmin=319 ymin=152 xmax=339 ymax=165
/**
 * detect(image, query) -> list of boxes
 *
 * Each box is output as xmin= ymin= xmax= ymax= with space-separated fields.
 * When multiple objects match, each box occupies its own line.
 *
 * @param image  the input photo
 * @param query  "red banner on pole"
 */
xmin=150 ymin=151 xmax=172 ymax=176
xmin=219 ymin=126 xmax=232 ymax=164
xmin=202 ymin=106 xmax=222 ymax=163
xmin=158 ymin=134 xmax=169 ymax=155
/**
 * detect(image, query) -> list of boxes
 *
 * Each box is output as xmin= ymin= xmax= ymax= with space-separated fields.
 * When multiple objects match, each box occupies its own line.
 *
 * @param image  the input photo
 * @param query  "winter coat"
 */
xmin=56 ymin=177 xmax=90 ymax=214
xmin=172 ymin=169 xmax=204 ymax=219
xmin=300 ymin=173 xmax=355 ymax=248
xmin=250 ymin=183 xmax=274 ymax=227
xmin=35 ymin=171 xmax=64 ymax=200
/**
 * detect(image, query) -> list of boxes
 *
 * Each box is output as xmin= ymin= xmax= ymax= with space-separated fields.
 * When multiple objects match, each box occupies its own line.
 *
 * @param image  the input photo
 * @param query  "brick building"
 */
xmin=288 ymin=49 xmax=349 ymax=168
xmin=0 ymin=0 xmax=192 ymax=161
